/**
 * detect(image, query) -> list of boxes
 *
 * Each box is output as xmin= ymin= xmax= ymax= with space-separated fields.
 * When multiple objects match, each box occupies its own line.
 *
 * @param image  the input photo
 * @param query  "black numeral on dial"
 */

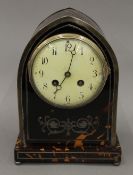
xmin=43 ymin=83 xmax=47 ymax=89
xmin=90 ymin=57 xmax=95 ymax=65
xmin=52 ymin=47 xmax=57 ymax=55
xmin=65 ymin=40 xmax=72 ymax=51
xmin=42 ymin=57 xmax=48 ymax=64
xmin=39 ymin=70 xmax=44 ymax=77
xmin=90 ymin=83 xmax=93 ymax=90
xmin=81 ymin=47 xmax=83 ymax=55
xmin=79 ymin=92 xmax=84 ymax=99
xmin=65 ymin=95 xmax=71 ymax=104
xmin=93 ymin=70 xmax=98 ymax=77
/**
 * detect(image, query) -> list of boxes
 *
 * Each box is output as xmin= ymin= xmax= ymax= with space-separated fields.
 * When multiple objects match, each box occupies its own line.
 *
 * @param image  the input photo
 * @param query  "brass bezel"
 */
xmin=28 ymin=33 xmax=110 ymax=109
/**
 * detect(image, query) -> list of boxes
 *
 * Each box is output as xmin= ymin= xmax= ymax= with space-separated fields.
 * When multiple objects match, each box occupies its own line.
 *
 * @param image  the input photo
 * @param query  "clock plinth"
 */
xmin=14 ymin=136 xmax=121 ymax=165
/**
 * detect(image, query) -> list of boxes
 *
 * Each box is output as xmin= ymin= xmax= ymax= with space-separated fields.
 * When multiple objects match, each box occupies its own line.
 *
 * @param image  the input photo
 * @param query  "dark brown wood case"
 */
xmin=14 ymin=8 xmax=121 ymax=165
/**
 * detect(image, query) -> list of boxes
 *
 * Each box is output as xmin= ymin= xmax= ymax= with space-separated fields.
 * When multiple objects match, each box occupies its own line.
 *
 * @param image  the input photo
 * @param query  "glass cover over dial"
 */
xmin=28 ymin=33 xmax=110 ymax=108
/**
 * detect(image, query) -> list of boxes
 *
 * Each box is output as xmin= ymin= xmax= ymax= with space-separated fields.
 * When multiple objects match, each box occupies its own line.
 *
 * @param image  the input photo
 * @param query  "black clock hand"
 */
xmin=53 ymin=66 xmax=72 ymax=95
xmin=67 ymin=44 xmax=76 ymax=71
xmin=53 ymin=76 xmax=66 ymax=95
xmin=54 ymin=44 xmax=76 ymax=95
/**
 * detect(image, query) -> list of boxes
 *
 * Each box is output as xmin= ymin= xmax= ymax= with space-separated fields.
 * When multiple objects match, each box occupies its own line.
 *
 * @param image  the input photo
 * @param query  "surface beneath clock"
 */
xmin=14 ymin=136 xmax=121 ymax=165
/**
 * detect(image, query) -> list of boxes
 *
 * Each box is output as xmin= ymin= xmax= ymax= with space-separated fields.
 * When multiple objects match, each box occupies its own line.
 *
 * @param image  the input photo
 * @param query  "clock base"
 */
xmin=14 ymin=136 xmax=121 ymax=165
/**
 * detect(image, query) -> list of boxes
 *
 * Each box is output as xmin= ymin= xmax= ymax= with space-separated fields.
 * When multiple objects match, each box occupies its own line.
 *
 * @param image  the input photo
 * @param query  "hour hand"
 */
xmin=54 ymin=85 xmax=62 ymax=94
xmin=52 ymin=80 xmax=62 ymax=94
xmin=53 ymin=71 xmax=71 ymax=94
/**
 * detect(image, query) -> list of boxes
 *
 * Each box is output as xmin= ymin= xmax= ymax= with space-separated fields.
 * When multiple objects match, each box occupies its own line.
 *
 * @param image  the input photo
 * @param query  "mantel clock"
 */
xmin=14 ymin=8 xmax=122 ymax=165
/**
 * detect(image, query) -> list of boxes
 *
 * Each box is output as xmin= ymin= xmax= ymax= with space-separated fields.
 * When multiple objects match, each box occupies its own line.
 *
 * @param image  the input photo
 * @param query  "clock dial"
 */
xmin=28 ymin=33 xmax=109 ymax=108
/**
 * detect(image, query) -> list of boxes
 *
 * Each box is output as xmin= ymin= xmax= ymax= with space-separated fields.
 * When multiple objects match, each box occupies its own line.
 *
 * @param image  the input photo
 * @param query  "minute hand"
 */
xmin=67 ymin=44 xmax=76 ymax=71
xmin=54 ymin=44 xmax=77 ymax=95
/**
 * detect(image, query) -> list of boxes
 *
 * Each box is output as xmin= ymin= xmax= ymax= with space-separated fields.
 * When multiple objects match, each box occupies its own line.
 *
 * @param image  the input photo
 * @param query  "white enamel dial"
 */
xmin=28 ymin=33 xmax=109 ymax=108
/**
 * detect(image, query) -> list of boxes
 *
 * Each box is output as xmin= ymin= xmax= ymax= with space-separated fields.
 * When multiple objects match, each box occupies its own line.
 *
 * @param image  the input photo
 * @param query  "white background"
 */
xmin=0 ymin=0 xmax=133 ymax=174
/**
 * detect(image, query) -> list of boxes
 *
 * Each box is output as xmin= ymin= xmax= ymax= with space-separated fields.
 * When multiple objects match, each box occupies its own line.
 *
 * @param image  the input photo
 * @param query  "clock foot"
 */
xmin=113 ymin=161 xmax=121 ymax=166
xmin=15 ymin=161 xmax=22 ymax=165
xmin=113 ymin=156 xmax=121 ymax=166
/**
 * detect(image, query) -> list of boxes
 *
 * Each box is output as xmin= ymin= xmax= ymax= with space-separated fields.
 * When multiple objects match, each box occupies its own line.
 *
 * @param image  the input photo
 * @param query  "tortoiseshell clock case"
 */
xmin=14 ymin=8 xmax=121 ymax=165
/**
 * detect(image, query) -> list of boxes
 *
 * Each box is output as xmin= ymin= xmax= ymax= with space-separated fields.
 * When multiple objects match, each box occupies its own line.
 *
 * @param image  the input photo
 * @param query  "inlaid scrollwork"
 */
xmin=38 ymin=115 xmax=99 ymax=136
